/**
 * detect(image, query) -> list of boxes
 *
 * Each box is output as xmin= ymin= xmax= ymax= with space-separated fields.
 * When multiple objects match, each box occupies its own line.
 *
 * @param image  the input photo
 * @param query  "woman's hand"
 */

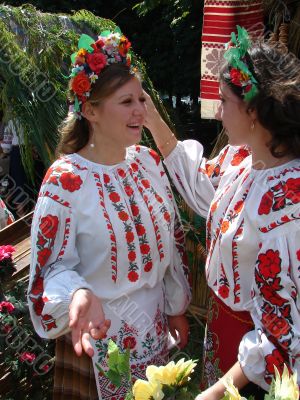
xmin=143 ymin=91 xmax=177 ymax=157
xmin=168 ymin=314 xmax=189 ymax=349
xmin=69 ymin=288 xmax=111 ymax=357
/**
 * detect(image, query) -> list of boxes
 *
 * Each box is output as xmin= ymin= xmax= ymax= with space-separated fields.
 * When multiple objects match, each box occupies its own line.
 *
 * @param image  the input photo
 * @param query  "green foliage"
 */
xmin=96 ymin=339 xmax=131 ymax=387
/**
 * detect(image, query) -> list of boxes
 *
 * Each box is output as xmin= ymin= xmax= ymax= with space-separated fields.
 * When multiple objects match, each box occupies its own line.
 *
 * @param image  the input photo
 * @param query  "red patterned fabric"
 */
xmin=200 ymin=0 xmax=264 ymax=118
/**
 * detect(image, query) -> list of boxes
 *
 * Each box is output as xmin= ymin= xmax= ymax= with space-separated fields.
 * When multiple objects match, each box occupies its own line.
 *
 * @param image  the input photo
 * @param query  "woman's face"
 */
xmin=91 ymin=76 xmax=146 ymax=148
xmin=215 ymin=82 xmax=252 ymax=146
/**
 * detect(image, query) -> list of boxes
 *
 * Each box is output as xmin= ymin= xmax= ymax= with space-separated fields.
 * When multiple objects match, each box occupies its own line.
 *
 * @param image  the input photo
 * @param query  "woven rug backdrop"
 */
xmin=200 ymin=0 xmax=264 ymax=119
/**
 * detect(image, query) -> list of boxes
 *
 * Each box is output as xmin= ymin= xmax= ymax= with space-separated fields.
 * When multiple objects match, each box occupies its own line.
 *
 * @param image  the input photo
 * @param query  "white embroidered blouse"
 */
xmin=164 ymin=140 xmax=300 ymax=390
xmin=28 ymin=145 xmax=191 ymax=340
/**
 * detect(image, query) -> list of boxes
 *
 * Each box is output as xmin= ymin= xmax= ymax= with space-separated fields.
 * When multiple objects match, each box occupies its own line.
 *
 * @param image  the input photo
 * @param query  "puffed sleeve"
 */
xmin=163 ymin=140 xmax=232 ymax=218
xmin=239 ymin=225 xmax=300 ymax=390
xmin=28 ymin=164 xmax=92 ymax=339
xmin=136 ymin=146 xmax=192 ymax=315
xmin=163 ymin=207 xmax=192 ymax=315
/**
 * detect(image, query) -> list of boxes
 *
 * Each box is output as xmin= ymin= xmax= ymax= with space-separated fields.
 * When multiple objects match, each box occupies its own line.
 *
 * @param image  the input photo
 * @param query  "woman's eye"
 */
xmin=139 ymin=97 xmax=146 ymax=103
xmin=122 ymin=99 xmax=132 ymax=104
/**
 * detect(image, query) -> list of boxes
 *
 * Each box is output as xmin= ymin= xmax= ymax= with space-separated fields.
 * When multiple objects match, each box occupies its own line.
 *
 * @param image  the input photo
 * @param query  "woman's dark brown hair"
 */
xmin=56 ymin=64 xmax=136 ymax=156
xmin=220 ymin=42 xmax=300 ymax=158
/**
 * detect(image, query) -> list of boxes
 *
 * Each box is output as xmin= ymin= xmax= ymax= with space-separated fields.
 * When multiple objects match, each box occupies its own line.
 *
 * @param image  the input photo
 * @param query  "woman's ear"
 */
xmin=82 ymin=102 xmax=97 ymax=122
xmin=247 ymin=106 xmax=257 ymax=121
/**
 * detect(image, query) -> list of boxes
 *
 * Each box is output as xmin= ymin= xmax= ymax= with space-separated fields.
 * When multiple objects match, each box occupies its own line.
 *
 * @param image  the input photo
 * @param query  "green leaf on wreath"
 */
xmin=106 ymin=369 xmax=122 ymax=387
xmin=78 ymin=34 xmax=94 ymax=52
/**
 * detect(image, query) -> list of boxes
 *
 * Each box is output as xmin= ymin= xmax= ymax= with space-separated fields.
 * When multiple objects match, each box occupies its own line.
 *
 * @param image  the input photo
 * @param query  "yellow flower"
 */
xmin=77 ymin=48 xmax=87 ymax=57
xmin=274 ymin=364 xmax=299 ymax=400
xmin=146 ymin=358 xmax=197 ymax=387
xmin=132 ymin=378 xmax=164 ymax=400
xmin=222 ymin=377 xmax=247 ymax=400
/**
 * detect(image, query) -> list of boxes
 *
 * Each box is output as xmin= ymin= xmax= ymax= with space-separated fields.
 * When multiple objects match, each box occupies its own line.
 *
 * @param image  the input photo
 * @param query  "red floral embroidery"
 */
xmin=30 ymin=277 xmax=44 ymax=296
xmin=257 ymin=249 xmax=281 ymax=280
xmin=40 ymin=215 xmax=59 ymax=239
xmin=94 ymin=172 xmax=117 ymax=282
xmin=258 ymin=191 xmax=274 ymax=215
xmin=297 ymin=249 xmax=300 ymax=261
xmin=148 ymin=149 xmax=161 ymax=166
xmin=128 ymin=270 xmax=139 ymax=282
xmin=109 ymin=192 xmax=121 ymax=203
xmin=231 ymin=147 xmax=250 ymax=166
xmin=144 ymin=261 xmax=153 ymax=272
xmin=41 ymin=314 xmax=57 ymax=331
xmin=123 ymin=336 xmax=137 ymax=349
xmin=265 ymin=349 xmax=286 ymax=376
xmin=59 ymin=172 xmax=83 ymax=192
xmin=218 ymin=284 xmax=229 ymax=299
xmin=262 ymin=312 xmax=291 ymax=338
xmin=260 ymin=285 xmax=287 ymax=307
xmin=37 ymin=248 xmax=52 ymax=267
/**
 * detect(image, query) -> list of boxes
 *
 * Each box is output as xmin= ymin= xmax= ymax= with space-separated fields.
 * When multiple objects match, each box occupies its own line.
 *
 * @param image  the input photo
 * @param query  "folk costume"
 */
xmin=28 ymin=145 xmax=191 ymax=399
xmin=164 ymin=140 xmax=300 ymax=391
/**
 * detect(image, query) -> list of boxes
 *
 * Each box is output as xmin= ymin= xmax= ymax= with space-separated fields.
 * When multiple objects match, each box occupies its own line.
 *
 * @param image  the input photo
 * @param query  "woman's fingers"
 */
xmin=71 ymin=324 xmax=83 ymax=356
xmin=82 ymin=331 xmax=94 ymax=357
xmin=90 ymin=319 xmax=111 ymax=339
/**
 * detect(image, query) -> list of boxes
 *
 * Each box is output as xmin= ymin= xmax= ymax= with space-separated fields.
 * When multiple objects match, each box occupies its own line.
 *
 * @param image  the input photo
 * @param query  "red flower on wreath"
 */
xmin=37 ymin=248 xmax=52 ymax=267
xmin=123 ymin=336 xmax=137 ymax=349
xmin=71 ymin=71 xmax=91 ymax=96
xmin=86 ymin=52 xmax=107 ymax=74
xmin=262 ymin=312 xmax=291 ymax=338
xmin=265 ymin=349 xmax=286 ymax=375
xmin=59 ymin=172 xmax=83 ymax=192
xmin=257 ymin=249 xmax=281 ymax=279
xmin=258 ymin=190 xmax=274 ymax=215
xmin=128 ymin=271 xmax=139 ymax=282
xmin=40 ymin=215 xmax=59 ymax=239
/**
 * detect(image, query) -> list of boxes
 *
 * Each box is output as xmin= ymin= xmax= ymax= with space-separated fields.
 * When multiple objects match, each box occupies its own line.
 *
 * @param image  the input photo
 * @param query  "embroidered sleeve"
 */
xmin=28 ymin=163 xmax=92 ymax=339
xmin=239 ymin=227 xmax=300 ymax=390
xmin=163 ymin=140 xmax=236 ymax=218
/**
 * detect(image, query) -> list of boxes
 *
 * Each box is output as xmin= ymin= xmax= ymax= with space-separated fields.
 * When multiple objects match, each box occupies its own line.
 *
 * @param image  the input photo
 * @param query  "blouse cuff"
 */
xmin=238 ymin=330 xmax=269 ymax=391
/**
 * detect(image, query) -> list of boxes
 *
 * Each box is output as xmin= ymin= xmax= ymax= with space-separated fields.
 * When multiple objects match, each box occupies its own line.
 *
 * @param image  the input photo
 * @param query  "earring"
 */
xmin=250 ymin=121 xmax=255 ymax=131
xmin=89 ymin=130 xmax=95 ymax=148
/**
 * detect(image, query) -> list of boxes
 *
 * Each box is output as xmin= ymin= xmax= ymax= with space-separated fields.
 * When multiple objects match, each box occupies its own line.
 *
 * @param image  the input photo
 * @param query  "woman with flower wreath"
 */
xmin=28 ymin=30 xmax=191 ymax=400
xmin=144 ymin=26 xmax=300 ymax=399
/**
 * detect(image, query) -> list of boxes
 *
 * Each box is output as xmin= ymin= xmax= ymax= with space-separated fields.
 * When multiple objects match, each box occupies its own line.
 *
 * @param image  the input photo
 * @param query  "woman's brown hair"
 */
xmin=220 ymin=42 xmax=300 ymax=158
xmin=56 ymin=64 xmax=136 ymax=156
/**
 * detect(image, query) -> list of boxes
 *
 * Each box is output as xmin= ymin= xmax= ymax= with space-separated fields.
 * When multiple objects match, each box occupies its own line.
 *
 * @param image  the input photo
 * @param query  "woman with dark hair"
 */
xmin=145 ymin=27 xmax=300 ymax=399
xmin=28 ymin=31 xmax=191 ymax=400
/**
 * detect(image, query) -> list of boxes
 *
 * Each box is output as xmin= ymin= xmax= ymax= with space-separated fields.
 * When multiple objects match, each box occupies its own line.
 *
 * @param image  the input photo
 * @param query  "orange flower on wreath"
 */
xmin=71 ymin=71 xmax=91 ymax=96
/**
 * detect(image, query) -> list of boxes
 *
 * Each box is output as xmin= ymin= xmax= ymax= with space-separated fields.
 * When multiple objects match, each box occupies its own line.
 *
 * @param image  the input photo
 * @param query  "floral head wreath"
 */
xmin=224 ymin=25 xmax=259 ymax=102
xmin=69 ymin=28 xmax=133 ymax=119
